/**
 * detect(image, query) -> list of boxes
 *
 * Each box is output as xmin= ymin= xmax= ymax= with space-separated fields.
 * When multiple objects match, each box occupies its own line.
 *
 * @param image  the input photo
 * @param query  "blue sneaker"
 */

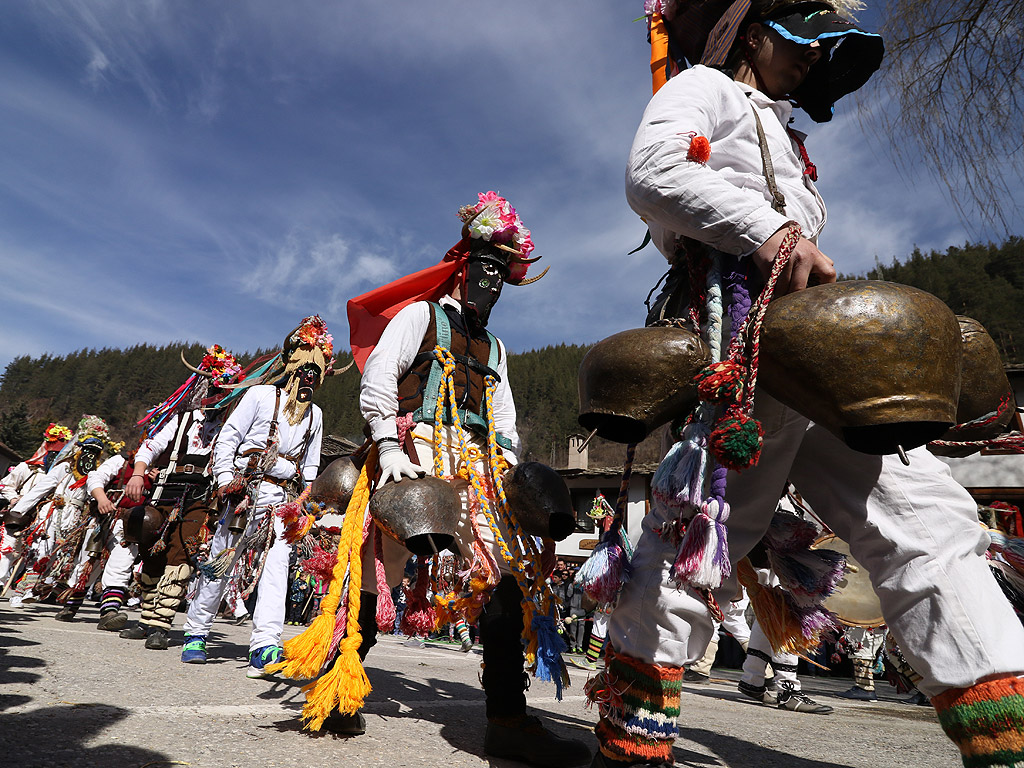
xmin=181 ymin=635 xmax=207 ymax=664
xmin=247 ymin=645 xmax=283 ymax=678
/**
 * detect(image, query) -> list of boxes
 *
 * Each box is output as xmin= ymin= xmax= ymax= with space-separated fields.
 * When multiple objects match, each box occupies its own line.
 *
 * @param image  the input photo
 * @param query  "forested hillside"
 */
xmin=0 ymin=340 xmax=629 ymax=464
xmin=2 ymin=238 xmax=1022 ymax=461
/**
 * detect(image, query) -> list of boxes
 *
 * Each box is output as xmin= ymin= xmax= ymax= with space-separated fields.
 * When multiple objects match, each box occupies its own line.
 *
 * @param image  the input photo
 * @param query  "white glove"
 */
xmin=377 ymin=441 xmax=425 ymax=484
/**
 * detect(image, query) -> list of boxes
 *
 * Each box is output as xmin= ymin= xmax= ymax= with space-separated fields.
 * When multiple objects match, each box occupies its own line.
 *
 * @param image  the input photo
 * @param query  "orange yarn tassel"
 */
xmin=268 ymin=450 xmax=376 ymax=703
xmin=650 ymin=13 xmax=671 ymax=95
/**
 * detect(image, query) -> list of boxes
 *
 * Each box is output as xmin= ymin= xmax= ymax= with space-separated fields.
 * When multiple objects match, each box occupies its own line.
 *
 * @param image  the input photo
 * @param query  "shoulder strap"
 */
xmin=750 ymin=105 xmax=787 ymax=214
xmin=485 ymin=330 xmax=500 ymax=373
xmin=419 ymin=302 xmax=449 ymax=414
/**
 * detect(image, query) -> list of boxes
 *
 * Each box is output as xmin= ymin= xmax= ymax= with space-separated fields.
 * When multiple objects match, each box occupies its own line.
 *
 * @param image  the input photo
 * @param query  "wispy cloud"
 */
xmin=1 ymin=0 xmax=1020 ymax=377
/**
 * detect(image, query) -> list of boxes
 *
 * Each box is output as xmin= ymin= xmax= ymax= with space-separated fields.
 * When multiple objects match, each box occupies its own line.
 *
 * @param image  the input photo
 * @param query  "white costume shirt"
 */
xmin=1 ymin=462 xmax=46 ymax=502
xmin=360 ymin=295 xmax=521 ymax=458
xmin=12 ymin=461 xmax=75 ymax=515
xmin=625 ymin=64 xmax=826 ymax=262
xmin=86 ymin=455 xmax=127 ymax=495
xmin=212 ymin=384 xmax=323 ymax=490
xmin=135 ymin=410 xmax=220 ymax=470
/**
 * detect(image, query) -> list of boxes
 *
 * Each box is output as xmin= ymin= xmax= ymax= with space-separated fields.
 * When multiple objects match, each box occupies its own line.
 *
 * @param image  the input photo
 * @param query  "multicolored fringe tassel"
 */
xmin=762 ymin=512 xmax=847 ymax=607
xmin=736 ymin=557 xmax=838 ymax=656
xmin=932 ymin=676 xmax=1024 ymax=767
xmin=427 ymin=347 xmax=565 ymax=694
xmin=590 ymin=645 xmax=682 ymax=765
xmin=651 ymin=227 xmax=802 ymax=594
xmin=575 ymin=444 xmax=637 ymax=604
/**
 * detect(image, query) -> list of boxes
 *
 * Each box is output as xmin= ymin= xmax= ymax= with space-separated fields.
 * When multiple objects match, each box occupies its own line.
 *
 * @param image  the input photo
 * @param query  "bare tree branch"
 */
xmin=870 ymin=0 xmax=1024 ymax=232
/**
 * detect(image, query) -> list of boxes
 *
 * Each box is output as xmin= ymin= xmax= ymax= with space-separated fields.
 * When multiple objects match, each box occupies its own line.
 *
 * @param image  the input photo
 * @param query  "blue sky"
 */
xmin=1 ymin=1 xmax=1020 ymax=372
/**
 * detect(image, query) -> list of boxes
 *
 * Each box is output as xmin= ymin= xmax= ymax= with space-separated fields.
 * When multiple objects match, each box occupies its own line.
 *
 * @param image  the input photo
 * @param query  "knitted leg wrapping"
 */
xmin=141 ymin=564 xmax=192 ymax=630
xmin=99 ymin=586 xmax=128 ymax=616
xmin=62 ymin=591 xmax=86 ymax=615
xmin=852 ymin=659 xmax=875 ymax=692
xmin=137 ymin=572 xmax=160 ymax=619
xmin=594 ymin=645 xmax=682 ymax=764
xmin=586 ymin=632 xmax=606 ymax=663
xmin=932 ymin=676 xmax=1024 ymax=767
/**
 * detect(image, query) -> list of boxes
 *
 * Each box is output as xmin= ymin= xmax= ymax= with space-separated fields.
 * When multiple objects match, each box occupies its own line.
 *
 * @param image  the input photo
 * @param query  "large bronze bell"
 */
xmin=930 ymin=316 xmax=1016 ymax=457
xmin=2 ymin=501 xmax=38 ymax=534
xmin=124 ymin=505 xmax=163 ymax=550
xmin=504 ymin=462 xmax=576 ymax=541
xmin=758 ymin=280 xmax=962 ymax=454
xmin=578 ymin=326 xmax=710 ymax=444
xmin=369 ymin=476 xmax=460 ymax=557
xmin=309 ymin=456 xmax=361 ymax=514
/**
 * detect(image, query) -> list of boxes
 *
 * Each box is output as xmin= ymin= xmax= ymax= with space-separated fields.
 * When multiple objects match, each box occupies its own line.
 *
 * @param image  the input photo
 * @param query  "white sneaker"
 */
xmin=8 ymin=594 xmax=24 ymax=608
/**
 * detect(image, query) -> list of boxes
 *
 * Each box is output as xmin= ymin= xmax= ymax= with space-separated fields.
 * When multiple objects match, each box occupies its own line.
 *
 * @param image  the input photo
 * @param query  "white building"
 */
xmin=555 ymin=434 xmax=655 ymax=565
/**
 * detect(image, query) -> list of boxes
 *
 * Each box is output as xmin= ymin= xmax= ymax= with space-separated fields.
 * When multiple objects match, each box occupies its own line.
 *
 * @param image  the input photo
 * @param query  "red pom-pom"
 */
xmin=694 ymin=360 xmax=745 ymax=404
xmin=687 ymin=135 xmax=711 ymax=164
xmin=710 ymin=408 xmax=764 ymax=471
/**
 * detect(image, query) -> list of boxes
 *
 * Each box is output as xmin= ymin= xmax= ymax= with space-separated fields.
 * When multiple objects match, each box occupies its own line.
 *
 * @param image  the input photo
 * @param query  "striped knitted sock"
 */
xmin=63 ymin=592 xmax=86 ymax=614
xmin=591 ymin=645 xmax=682 ymax=765
xmin=587 ymin=633 xmax=606 ymax=663
xmin=99 ymin=586 xmax=128 ymax=616
xmin=455 ymin=619 xmax=471 ymax=644
xmin=932 ymin=676 xmax=1024 ymax=767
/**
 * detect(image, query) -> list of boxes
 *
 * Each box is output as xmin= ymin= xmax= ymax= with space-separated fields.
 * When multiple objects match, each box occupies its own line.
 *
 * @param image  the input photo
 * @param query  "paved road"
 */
xmin=1 ymin=601 xmax=961 ymax=767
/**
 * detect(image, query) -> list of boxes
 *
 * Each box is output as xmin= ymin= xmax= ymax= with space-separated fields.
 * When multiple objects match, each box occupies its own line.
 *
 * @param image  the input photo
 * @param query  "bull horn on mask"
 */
xmin=507 ymin=266 xmax=549 ymax=286
xmin=326 ymin=358 xmax=356 ymax=376
xmin=494 ymin=244 xmax=543 ymax=264
xmin=180 ymin=350 xmax=215 ymax=378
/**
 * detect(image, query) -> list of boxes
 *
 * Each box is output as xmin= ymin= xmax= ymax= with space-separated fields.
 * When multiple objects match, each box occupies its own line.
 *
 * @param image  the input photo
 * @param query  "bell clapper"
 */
xmin=578 ymin=428 xmax=599 ymax=453
xmin=426 ymin=533 xmax=440 ymax=556
xmin=897 ymin=445 xmax=910 ymax=466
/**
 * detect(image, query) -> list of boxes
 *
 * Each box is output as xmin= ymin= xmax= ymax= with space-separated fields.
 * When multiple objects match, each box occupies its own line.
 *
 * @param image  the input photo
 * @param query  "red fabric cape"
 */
xmin=347 ymin=241 xmax=469 ymax=373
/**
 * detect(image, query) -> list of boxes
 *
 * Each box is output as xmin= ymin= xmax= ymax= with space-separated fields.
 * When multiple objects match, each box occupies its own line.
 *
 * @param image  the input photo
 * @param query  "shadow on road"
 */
xmin=678 ymin=726 xmax=860 ymax=768
xmin=0 ymin=704 xmax=175 ymax=768
xmin=0 ymin=611 xmax=45 ymax=711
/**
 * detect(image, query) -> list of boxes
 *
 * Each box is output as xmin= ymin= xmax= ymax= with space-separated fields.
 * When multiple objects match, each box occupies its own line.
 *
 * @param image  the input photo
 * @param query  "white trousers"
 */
xmin=608 ymin=393 xmax=1024 ymax=696
xmin=740 ymin=618 xmax=800 ymax=689
xmin=100 ymin=520 xmax=139 ymax=590
xmin=182 ymin=485 xmax=290 ymax=653
xmin=362 ymin=423 xmax=515 ymax=594
xmin=0 ymin=526 xmax=23 ymax=585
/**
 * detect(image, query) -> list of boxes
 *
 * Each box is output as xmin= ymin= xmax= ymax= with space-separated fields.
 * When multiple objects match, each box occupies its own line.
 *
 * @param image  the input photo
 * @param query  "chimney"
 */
xmin=567 ymin=434 xmax=589 ymax=470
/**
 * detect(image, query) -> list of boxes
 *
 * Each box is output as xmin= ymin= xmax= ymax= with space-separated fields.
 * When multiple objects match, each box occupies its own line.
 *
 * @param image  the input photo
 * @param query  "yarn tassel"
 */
xmin=737 ymin=558 xmax=838 ymax=655
xmin=198 ymin=547 xmax=236 ymax=580
xmin=652 ymin=419 xmax=709 ymax=515
xmin=575 ymin=526 xmax=633 ymax=605
xmin=671 ymin=499 xmax=731 ymax=590
xmin=531 ymin=612 xmax=568 ymax=700
xmin=374 ymin=527 xmax=396 ymax=632
xmin=278 ymin=486 xmax=314 ymax=544
xmin=762 ymin=512 xmax=819 ymax=554
xmin=767 ymin=547 xmax=847 ymax=607
xmin=268 ymin=453 xmax=373 ymax=686
xmin=400 ymin=562 xmax=436 ymax=636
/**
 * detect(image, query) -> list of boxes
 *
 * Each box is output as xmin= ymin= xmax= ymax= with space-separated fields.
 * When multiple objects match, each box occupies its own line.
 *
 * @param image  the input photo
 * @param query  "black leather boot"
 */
xmin=321 ymin=590 xmax=378 ymax=737
xmin=480 ymin=575 xmax=591 ymax=767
